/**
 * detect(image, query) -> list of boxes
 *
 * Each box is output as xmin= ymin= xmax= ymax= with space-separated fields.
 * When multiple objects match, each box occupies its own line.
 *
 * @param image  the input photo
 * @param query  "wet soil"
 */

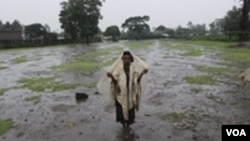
xmin=0 ymin=40 xmax=249 ymax=141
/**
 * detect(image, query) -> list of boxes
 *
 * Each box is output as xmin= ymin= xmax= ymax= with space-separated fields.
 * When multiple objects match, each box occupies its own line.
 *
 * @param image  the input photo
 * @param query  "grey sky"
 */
xmin=0 ymin=0 xmax=240 ymax=32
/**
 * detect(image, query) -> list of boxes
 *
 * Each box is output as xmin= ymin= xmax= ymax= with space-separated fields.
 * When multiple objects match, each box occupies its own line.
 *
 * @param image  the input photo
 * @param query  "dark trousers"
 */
xmin=115 ymin=101 xmax=135 ymax=125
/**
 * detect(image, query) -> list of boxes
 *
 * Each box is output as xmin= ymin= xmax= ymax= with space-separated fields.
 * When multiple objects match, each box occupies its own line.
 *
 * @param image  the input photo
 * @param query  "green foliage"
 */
xmin=222 ymin=6 xmax=241 ymax=40
xmin=122 ymin=16 xmax=150 ymax=40
xmin=104 ymin=25 xmax=121 ymax=41
xmin=155 ymin=25 xmax=168 ymax=33
xmin=184 ymin=75 xmax=216 ymax=85
xmin=0 ymin=119 xmax=13 ymax=135
xmin=59 ymin=0 xmax=103 ymax=43
xmin=0 ymin=20 xmax=22 ymax=31
xmin=17 ymin=77 xmax=79 ymax=92
xmin=238 ymin=0 xmax=250 ymax=41
xmin=155 ymin=25 xmax=175 ymax=37
xmin=25 ymin=23 xmax=47 ymax=39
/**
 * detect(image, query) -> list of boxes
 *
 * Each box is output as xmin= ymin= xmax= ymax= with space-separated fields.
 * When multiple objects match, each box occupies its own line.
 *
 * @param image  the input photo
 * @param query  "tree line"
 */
xmin=0 ymin=20 xmax=22 ymax=31
xmin=59 ymin=0 xmax=250 ymax=42
xmin=1 ymin=0 xmax=249 ymax=47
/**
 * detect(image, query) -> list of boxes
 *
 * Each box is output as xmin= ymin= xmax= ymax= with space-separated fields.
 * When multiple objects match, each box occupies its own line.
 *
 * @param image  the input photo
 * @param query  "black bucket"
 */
xmin=75 ymin=93 xmax=89 ymax=103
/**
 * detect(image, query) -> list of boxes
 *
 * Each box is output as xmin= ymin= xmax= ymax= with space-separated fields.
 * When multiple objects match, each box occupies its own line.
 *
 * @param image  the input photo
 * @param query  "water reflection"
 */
xmin=116 ymin=127 xmax=139 ymax=141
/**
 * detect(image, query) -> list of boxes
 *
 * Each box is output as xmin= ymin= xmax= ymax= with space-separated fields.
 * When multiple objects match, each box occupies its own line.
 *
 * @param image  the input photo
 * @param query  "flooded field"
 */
xmin=0 ymin=40 xmax=249 ymax=141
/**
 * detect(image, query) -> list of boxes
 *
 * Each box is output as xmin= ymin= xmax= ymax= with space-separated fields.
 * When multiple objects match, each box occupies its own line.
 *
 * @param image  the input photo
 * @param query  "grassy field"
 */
xmin=51 ymin=47 xmax=122 ymax=74
xmin=17 ymin=77 xmax=79 ymax=93
xmin=126 ymin=40 xmax=154 ymax=50
xmin=160 ymin=40 xmax=250 ymax=63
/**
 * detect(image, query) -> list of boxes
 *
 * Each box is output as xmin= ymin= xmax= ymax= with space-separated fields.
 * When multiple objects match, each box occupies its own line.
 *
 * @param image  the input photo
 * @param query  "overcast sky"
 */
xmin=0 ymin=0 xmax=240 ymax=32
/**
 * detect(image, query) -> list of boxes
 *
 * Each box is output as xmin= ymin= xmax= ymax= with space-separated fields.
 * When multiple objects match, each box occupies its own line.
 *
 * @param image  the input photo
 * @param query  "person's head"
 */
xmin=122 ymin=51 xmax=134 ymax=66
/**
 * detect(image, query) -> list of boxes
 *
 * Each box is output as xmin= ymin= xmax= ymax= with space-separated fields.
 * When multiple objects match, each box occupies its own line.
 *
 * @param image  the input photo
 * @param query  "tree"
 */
xmin=25 ymin=23 xmax=47 ymax=39
xmin=187 ymin=21 xmax=193 ymax=29
xmin=155 ymin=25 xmax=175 ymax=38
xmin=3 ymin=21 xmax=11 ymax=31
xmin=11 ymin=20 xmax=22 ymax=31
xmin=155 ymin=25 xmax=167 ymax=33
xmin=239 ymin=0 xmax=250 ymax=41
xmin=222 ymin=6 xmax=241 ymax=40
xmin=122 ymin=15 xmax=150 ymax=40
xmin=193 ymin=24 xmax=207 ymax=36
xmin=175 ymin=26 xmax=190 ymax=39
xmin=104 ymin=25 xmax=120 ymax=41
xmin=209 ymin=18 xmax=225 ymax=39
xmin=59 ymin=0 xmax=103 ymax=45
xmin=0 ymin=20 xmax=3 ymax=30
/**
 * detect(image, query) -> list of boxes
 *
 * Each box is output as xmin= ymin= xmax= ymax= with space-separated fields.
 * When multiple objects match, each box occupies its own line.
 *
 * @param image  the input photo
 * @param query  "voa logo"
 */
xmin=226 ymin=129 xmax=247 ymax=136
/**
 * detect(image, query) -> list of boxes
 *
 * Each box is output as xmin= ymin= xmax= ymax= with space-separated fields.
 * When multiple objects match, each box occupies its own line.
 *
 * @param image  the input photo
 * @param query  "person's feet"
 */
xmin=122 ymin=122 xmax=130 ymax=128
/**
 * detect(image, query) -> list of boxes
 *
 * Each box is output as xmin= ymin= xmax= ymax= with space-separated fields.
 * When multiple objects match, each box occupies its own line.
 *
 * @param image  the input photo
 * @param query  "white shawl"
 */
xmin=97 ymin=51 xmax=149 ymax=120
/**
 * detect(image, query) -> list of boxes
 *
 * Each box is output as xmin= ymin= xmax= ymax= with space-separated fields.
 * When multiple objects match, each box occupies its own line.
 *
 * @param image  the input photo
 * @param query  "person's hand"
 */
xmin=107 ymin=72 xmax=113 ymax=78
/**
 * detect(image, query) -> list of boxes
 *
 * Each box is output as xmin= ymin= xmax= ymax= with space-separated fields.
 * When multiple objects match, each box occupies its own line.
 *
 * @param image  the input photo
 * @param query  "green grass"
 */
xmin=0 ymin=119 xmax=14 ymax=135
xmin=0 ymin=66 xmax=7 ymax=70
xmin=186 ymin=40 xmax=234 ymax=49
xmin=161 ymin=40 xmax=205 ymax=57
xmin=162 ymin=40 xmax=250 ymax=64
xmin=168 ymin=41 xmax=250 ymax=63
xmin=103 ymin=58 xmax=117 ymax=66
xmin=126 ymin=40 xmax=154 ymax=50
xmin=161 ymin=40 xmax=236 ymax=57
xmin=85 ymin=82 xmax=98 ymax=88
xmin=11 ymin=56 xmax=29 ymax=64
xmin=0 ymin=87 xmax=16 ymax=96
xmin=17 ymin=77 xmax=79 ymax=92
xmin=160 ymin=107 xmax=209 ymax=122
xmin=222 ymin=48 xmax=250 ymax=63
xmin=184 ymin=75 xmax=216 ymax=85
xmin=24 ymin=95 xmax=41 ymax=104
xmin=51 ymin=60 xmax=100 ymax=74
xmin=195 ymin=66 xmax=231 ymax=74
xmin=183 ymin=49 xmax=204 ymax=57
xmin=51 ymin=47 xmax=122 ymax=74
xmin=0 ymin=88 xmax=9 ymax=96
xmin=160 ymin=112 xmax=187 ymax=122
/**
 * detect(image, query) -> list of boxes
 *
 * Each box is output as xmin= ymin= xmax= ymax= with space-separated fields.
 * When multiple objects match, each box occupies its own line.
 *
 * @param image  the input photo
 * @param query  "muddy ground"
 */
xmin=0 ymin=40 xmax=249 ymax=141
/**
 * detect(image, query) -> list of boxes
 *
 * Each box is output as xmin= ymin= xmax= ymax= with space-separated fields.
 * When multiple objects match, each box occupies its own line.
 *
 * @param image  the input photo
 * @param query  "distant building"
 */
xmin=0 ymin=30 xmax=23 ymax=40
